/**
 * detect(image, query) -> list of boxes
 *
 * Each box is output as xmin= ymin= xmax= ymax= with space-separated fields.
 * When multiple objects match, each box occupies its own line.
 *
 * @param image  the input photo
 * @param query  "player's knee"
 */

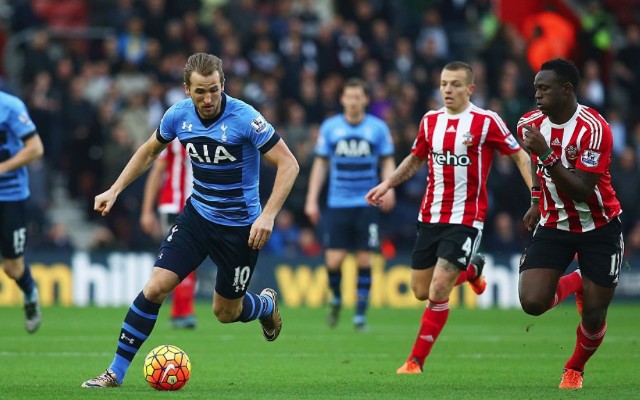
xmin=581 ymin=308 xmax=607 ymax=330
xmin=411 ymin=282 xmax=429 ymax=301
xmin=213 ymin=305 xmax=239 ymax=323
xmin=519 ymin=296 xmax=546 ymax=316
xmin=143 ymin=282 xmax=172 ymax=303
xmin=2 ymin=258 xmax=23 ymax=279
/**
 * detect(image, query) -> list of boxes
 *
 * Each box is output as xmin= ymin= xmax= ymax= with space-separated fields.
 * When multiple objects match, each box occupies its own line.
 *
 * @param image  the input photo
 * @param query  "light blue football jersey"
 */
xmin=0 ymin=91 xmax=38 ymax=201
xmin=158 ymin=93 xmax=278 ymax=225
xmin=316 ymin=114 xmax=394 ymax=208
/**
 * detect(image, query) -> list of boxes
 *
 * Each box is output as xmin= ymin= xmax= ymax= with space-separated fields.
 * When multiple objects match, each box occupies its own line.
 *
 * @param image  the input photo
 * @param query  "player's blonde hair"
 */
xmin=443 ymin=61 xmax=474 ymax=85
xmin=183 ymin=53 xmax=225 ymax=87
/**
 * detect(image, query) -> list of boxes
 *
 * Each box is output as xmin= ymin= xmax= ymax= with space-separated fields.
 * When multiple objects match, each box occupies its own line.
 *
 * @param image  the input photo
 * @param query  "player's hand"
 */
xmin=365 ymin=181 xmax=390 ymax=208
xmin=249 ymin=213 xmax=274 ymax=250
xmin=140 ymin=211 xmax=158 ymax=235
xmin=304 ymin=202 xmax=320 ymax=225
xmin=522 ymin=124 xmax=550 ymax=158
xmin=523 ymin=204 xmax=541 ymax=232
xmin=379 ymin=187 xmax=396 ymax=212
xmin=94 ymin=189 xmax=118 ymax=217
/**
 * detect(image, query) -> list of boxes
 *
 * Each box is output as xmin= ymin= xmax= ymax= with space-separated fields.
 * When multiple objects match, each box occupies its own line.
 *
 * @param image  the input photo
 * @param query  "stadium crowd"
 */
xmin=2 ymin=0 xmax=640 ymax=258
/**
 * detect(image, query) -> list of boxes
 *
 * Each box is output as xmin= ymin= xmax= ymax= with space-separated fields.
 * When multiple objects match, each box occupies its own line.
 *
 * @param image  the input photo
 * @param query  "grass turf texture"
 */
xmin=0 ymin=303 xmax=638 ymax=399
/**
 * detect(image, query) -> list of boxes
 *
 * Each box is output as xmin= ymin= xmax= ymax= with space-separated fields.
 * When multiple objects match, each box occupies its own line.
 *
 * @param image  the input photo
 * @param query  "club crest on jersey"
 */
xmin=462 ymin=131 xmax=474 ymax=146
xmin=251 ymin=116 xmax=268 ymax=133
xmin=221 ymin=123 xmax=228 ymax=142
xmin=581 ymin=150 xmax=601 ymax=167
xmin=18 ymin=112 xmax=32 ymax=125
xmin=565 ymin=145 xmax=578 ymax=160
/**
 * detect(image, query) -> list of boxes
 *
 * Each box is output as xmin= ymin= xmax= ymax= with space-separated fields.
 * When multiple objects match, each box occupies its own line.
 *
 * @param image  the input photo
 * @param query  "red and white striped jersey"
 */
xmin=157 ymin=140 xmax=192 ymax=214
xmin=412 ymin=103 xmax=521 ymax=229
xmin=517 ymin=104 xmax=621 ymax=232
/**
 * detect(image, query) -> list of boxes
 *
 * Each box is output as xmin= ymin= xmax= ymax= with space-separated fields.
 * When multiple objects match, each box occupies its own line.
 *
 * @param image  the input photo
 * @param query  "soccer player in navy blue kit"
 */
xmin=82 ymin=53 xmax=299 ymax=388
xmin=305 ymin=78 xmax=396 ymax=331
xmin=0 ymin=91 xmax=45 ymax=334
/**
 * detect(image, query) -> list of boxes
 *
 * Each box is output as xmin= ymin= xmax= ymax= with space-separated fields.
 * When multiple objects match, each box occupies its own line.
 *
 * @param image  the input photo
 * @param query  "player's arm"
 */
xmin=522 ymin=124 xmax=599 ymax=202
xmin=0 ymin=134 xmax=44 ymax=175
xmin=366 ymin=153 xmax=426 ymax=207
xmin=95 ymin=130 xmax=168 ymax=217
xmin=509 ymin=148 xmax=533 ymax=188
xmin=140 ymin=157 xmax=168 ymax=235
xmin=523 ymin=155 xmax=541 ymax=232
xmin=546 ymin=165 xmax=600 ymax=203
xmin=249 ymin=139 xmax=299 ymax=250
xmin=304 ymin=156 xmax=329 ymax=225
xmin=377 ymin=155 xmax=397 ymax=212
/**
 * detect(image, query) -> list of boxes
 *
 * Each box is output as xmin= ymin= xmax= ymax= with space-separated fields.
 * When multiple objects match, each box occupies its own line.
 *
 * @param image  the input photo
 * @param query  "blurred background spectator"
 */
xmin=1 ymin=0 xmax=639 ymax=257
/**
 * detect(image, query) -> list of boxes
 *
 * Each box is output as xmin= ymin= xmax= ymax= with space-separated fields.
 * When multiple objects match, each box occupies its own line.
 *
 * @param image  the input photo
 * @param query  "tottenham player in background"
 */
xmin=82 ymin=53 xmax=299 ymax=388
xmin=0 ymin=90 xmax=45 ymax=334
xmin=305 ymin=78 xmax=396 ymax=331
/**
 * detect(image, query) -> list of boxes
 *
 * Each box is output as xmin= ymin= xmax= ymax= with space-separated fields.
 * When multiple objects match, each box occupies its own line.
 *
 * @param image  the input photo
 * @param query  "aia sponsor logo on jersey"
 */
xmin=432 ymin=150 xmax=471 ymax=166
xmin=185 ymin=142 xmax=237 ymax=164
xmin=334 ymin=139 xmax=371 ymax=157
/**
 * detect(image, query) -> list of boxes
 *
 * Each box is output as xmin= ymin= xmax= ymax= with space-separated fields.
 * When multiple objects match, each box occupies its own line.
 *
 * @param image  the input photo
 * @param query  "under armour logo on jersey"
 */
xmin=221 ymin=123 xmax=228 ymax=142
xmin=167 ymin=225 xmax=178 ymax=242
xmin=182 ymin=121 xmax=193 ymax=131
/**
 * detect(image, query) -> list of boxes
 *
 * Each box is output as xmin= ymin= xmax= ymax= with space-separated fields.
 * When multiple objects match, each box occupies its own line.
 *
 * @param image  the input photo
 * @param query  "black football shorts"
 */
xmin=519 ymin=217 xmax=623 ymax=288
xmin=154 ymin=200 xmax=259 ymax=299
xmin=411 ymin=222 xmax=482 ymax=270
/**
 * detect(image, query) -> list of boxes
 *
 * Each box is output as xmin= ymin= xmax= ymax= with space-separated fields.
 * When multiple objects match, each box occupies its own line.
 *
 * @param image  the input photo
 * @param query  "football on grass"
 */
xmin=143 ymin=344 xmax=191 ymax=390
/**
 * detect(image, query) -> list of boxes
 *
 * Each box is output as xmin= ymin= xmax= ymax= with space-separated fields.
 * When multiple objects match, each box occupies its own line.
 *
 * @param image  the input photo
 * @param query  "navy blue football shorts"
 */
xmin=0 ymin=200 xmax=27 ymax=259
xmin=322 ymin=206 xmax=380 ymax=251
xmin=411 ymin=222 xmax=482 ymax=270
xmin=519 ymin=217 xmax=623 ymax=288
xmin=154 ymin=200 xmax=259 ymax=299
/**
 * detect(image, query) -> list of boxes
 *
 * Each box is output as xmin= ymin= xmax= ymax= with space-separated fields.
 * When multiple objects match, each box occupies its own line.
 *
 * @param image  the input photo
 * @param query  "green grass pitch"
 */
xmin=1 ymin=303 xmax=638 ymax=399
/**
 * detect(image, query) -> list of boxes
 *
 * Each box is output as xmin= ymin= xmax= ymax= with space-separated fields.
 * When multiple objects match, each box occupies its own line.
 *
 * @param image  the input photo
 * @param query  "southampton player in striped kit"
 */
xmin=82 ymin=53 xmax=298 ymax=388
xmin=305 ymin=78 xmax=396 ymax=331
xmin=517 ymin=59 xmax=623 ymax=390
xmin=0 ymin=91 xmax=45 ymax=333
xmin=366 ymin=62 xmax=532 ymax=374
xmin=141 ymin=140 xmax=198 ymax=329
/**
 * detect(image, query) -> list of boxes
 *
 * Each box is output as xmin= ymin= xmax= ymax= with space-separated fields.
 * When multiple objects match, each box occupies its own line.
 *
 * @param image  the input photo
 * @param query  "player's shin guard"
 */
xmin=171 ymin=271 xmax=196 ymax=318
xmin=564 ymin=321 xmax=607 ymax=372
xmin=546 ymin=270 xmax=582 ymax=310
xmin=110 ymin=291 xmax=161 ymax=384
xmin=409 ymin=299 xmax=450 ymax=366
xmin=328 ymin=269 xmax=342 ymax=305
xmin=15 ymin=263 xmax=36 ymax=298
xmin=355 ymin=267 xmax=371 ymax=320
xmin=455 ymin=271 xmax=468 ymax=286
